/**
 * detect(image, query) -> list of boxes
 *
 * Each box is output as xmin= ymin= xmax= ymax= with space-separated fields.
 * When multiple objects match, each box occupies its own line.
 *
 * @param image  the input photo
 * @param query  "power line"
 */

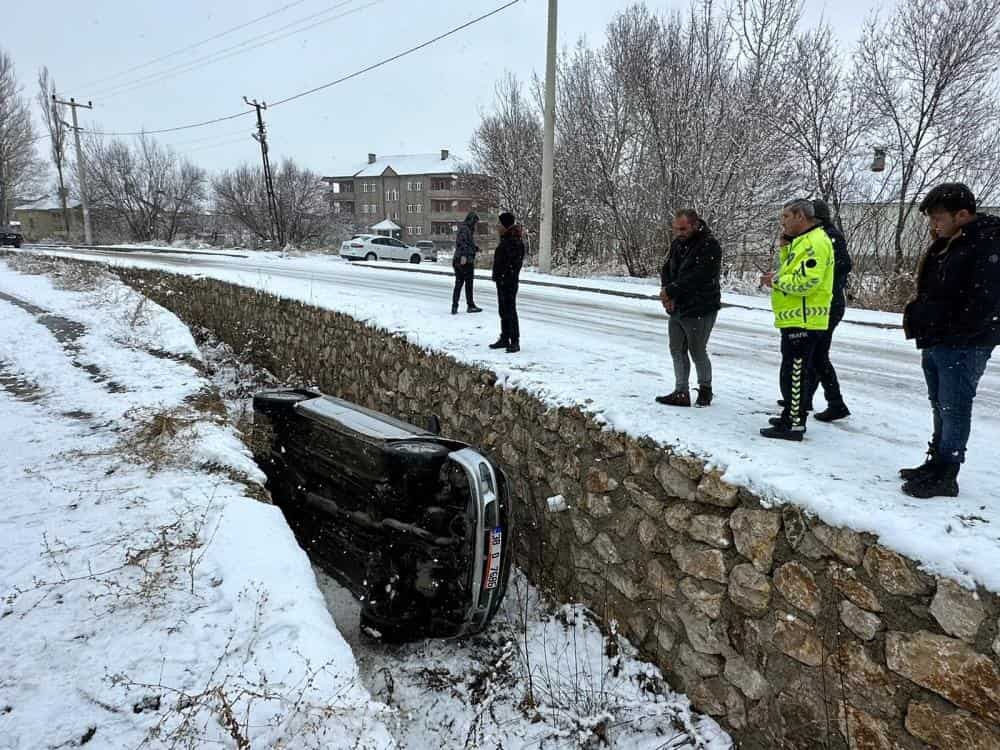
xmin=75 ymin=0 xmax=522 ymax=139
xmin=78 ymin=0 xmax=311 ymax=91
xmin=93 ymin=0 xmax=370 ymax=100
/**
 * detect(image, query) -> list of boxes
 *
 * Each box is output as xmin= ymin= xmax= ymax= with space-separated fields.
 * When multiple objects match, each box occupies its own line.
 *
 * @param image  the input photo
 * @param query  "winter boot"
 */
xmin=451 ymin=304 xmax=458 ymax=315
xmin=506 ymin=341 xmax=520 ymax=353
xmin=467 ymin=304 xmax=483 ymax=313
xmin=814 ymin=402 xmax=851 ymax=422
xmin=656 ymin=390 xmax=691 ymax=407
xmin=695 ymin=385 xmax=713 ymax=407
xmin=760 ymin=419 xmax=805 ymax=441
xmin=489 ymin=338 xmax=509 ymax=350
xmin=902 ymin=462 xmax=959 ymax=499
xmin=899 ymin=443 xmax=938 ymax=480
xmin=769 ymin=416 xmax=790 ymax=427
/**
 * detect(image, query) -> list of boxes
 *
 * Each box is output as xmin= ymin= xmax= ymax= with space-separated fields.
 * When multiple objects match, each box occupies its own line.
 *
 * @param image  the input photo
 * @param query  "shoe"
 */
xmin=902 ymin=462 xmax=959 ymax=499
xmin=489 ymin=338 xmax=509 ymax=350
xmin=656 ymin=390 xmax=691 ymax=407
xmin=769 ymin=416 xmax=790 ymax=428
xmin=467 ymin=305 xmax=483 ymax=313
xmin=760 ymin=424 xmax=805 ymax=441
xmin=506 ymin=342 xmax=520 ymax=353
xmin=899 ymin=443 xmax=938 ymax=480
xmin=695 ymin=386 xmax=713 ymax=407
xmin=451 ymin=304 xmax=458 ymax=315
xmin=814 ymin=403 xmax=850 ymax=422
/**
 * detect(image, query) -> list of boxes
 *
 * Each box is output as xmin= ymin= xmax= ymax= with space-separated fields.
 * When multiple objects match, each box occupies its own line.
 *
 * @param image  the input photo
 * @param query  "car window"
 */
xmin=373 ymin=237 xmax=389 ymax=246
xmin=389 ymin=239 xmax=407 ymax=248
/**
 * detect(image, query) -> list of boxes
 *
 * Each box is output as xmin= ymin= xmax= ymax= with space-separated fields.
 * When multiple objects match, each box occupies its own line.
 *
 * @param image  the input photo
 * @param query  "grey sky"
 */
xmin=7 ymin=0 xmax=871 ymax=176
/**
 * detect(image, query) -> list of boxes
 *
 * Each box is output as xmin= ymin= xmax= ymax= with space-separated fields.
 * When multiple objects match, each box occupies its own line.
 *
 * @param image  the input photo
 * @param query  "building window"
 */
xmin=362 ymin=182 xmax=377 ymax=193
xmin=361 ymin=203 xmax=379 ymax=215
xmin=407 ymin=225 xmax=423 ymax=236
xmin=338 ymin=182 xmax=354 ymax=193
xmin=431 ymin=221 xmax=456 ymax=235
xmin=431 ymin=200 xmax=452 ymax=212
xmin=407 ymin=180 xmax=423 ymax=191
xmin=391 ymin=211 xmax=399 ymax=221
xmin=386 ymin=189 xmax=399 ymax=202
xmin=407 ymin=203 xmax=423 ymax=213
xmin=430 ymin=177 xmax=453 ymax=191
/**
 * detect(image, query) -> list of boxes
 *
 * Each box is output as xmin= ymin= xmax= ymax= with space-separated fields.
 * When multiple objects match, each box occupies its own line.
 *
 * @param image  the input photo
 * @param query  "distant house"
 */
xmin=322 ymin=150 xmax=496 ymax=250
xmin=13 ymin=196 xmax=83 ymax=241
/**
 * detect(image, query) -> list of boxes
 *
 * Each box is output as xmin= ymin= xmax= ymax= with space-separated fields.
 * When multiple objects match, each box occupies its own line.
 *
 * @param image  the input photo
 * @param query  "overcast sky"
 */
xmin=7 ymin=0 xmax=871 ymax=177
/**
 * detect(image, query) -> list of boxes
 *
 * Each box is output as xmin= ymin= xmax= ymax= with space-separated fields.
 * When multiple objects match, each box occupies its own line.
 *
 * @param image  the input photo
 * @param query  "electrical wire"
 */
xmin=77 ymin=0 xmax=311 ymax=91
xmin=93 ymin=0 xmax=369 ymax=100
xmin=74 ymin=0 xmax=522 ymax=138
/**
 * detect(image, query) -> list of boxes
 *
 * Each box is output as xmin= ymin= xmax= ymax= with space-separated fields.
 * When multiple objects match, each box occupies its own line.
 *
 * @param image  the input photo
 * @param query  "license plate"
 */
xmin=484 ymin=526 xmax=502 ymax=590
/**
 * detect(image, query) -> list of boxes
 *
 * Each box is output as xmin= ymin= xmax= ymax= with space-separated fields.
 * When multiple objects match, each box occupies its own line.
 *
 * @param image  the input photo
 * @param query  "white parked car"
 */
xmin=340 ymin=234 xmax=434 ymax=263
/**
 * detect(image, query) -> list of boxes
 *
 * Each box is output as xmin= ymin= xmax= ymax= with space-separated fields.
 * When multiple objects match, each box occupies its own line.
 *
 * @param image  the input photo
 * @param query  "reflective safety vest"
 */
xmin=771 ymin=225 xmax=834 ymax=330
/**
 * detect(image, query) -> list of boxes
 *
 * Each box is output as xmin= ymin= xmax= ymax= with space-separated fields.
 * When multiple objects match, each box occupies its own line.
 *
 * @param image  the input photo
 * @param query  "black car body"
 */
xmin=252 ymin=388 xmax=513 ymax=640
xmin=1 ymin=226 xmax=23 ymax=248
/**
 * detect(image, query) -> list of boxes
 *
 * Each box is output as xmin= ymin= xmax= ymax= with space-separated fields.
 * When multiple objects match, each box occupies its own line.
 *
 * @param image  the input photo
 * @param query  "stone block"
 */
xmin=680 ymin=577 xmax=725 ymax=619
xmin=774 ymin=562 xmax=822 ymax=617
xmin=731 ymin=508 xmax=782 ymax=574
xmin=905 ymin=701 xmax=1000 ymax=750
xmin=679 ymin=643 xmax=723 ymax=677
xmin=886 ymin=630 xmax=1000 ymax=725
xmin=863 ymin=545 xmax=931 ymax=597
xmin=626 ymin=444 xmax=650 ymax=475
xmin=839 ymin=600 xmax=883 ymax=641
xmin=637 ymin=518 xmax=659 ymax=550
xmin=724 ymin=655 xmax=770 ymax=701
xmin=812 ymin=522 xmax=866 ymax=566
xmin=728 ymin=564 xmax=772 ymax=617
xmin=773 ymin=612 xmax=824 ymax=667
xmin=669 ymin=453 xmax=705 ymax=481
xmin=648 ymin=558 xmax=679 ymax=598
xmin=592 ymin=533 xmax=623 ymax=566
xmin=831 ymin=564 xmax=884 ymax=613
xmin=655 ymin=622 xmax=677 ymax=653
xmin=838 ymin=704 xmax=897 ymax=750
xmin=582 ymin=493 xmax=613 ymax=518
xmin=663 ymin=503 xmax=695 ymax=533
xmin=671 ymin=542 xmax=727 ymax=584
xmin=829 ymin=641 xmax=898 ymax=718
xmin=623 ymin=478 xmax=662 ymax=517
xmin=696 ymin=470 xmax=740 ymax=507
xmin=571 ymin=515 xmax=597 ymax=545
xmin=607 ymin=567 xmax=642 ymax=601
xmin=585 ymin=467 xmax=619 ymax=494
xmin=689 ymin=514 xmax=733 ymax=549
xmin=930 ymin=578 xmax=986 ymax=643
xmin=655 ymin=459 xmax=697 ymax=501
xmin=678 ymin=606 xmax=730 ymax=655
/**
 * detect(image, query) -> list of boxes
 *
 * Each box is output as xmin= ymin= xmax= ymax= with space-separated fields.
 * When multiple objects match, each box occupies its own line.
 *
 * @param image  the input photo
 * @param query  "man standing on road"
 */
xmin=760 ymin=199 xmax=834 ymax=441
xmin=655 ymin=209 xmax=722 ymax=407
xmin=808 ymin=198 xmax=853 ymax=422
xmin=900 ymin=183 xmax=999 ymax=498
xmin=452 ymin=211 xmax=483 ymax=315
xmin=489 ymin=211 xmax=525 ymax=353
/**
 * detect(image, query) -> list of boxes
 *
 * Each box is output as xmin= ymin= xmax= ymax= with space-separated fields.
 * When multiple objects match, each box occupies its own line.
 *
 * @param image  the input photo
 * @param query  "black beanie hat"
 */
xmin=499 ymin=212 xmax=516 ymax=229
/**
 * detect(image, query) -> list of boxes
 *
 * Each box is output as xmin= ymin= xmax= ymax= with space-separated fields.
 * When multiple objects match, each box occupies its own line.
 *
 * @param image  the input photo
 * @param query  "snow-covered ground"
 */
xmin=0 ymin=258 xmax=393 ymax=749
xmin=0 ymin=256 xmax=728 ymax=750
xmin=23 ymin=245 xmax=999 ymax=594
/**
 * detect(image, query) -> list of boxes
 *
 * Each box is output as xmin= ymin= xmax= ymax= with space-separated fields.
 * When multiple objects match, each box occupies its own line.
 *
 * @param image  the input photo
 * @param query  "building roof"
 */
xmin=14 ymin=196 xmax=82 ymax=211
xmin=328 ymin=153 xmax=466 ymax=179
xmin=370 ymin=219 xmax=401 ymax=231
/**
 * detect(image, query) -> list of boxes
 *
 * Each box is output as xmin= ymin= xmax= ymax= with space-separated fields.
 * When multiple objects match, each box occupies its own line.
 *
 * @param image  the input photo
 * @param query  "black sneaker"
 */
xmin=488 ymin=338 xmax=509 ymax=349
xmin=814 ymin=403 xmax=851 ymax=422
xmin=902 ymin=463 xmax=959 ymax=499
xmin=760 ymin=424 xmax=805 ymax=441
xmin=656 ymin=390 xmax=691 ymax=407
xmin=467 ymin=305 xmax=483 ymax=313
xmin=695 ymin=385 xmax=713 ymax=407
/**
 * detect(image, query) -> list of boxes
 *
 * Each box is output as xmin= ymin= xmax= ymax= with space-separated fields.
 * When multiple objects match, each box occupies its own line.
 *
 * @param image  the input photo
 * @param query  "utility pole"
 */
xmin=538 ymin=0 xmax=557 ymax=273
xmin=244 ymin=97 xmax=284 ymax=250
xmin=54 ymin=96 xmax=94 ymax=244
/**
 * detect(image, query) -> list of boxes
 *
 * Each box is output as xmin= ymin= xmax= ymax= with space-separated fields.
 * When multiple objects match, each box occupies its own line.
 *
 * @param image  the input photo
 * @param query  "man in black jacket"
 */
xmin=489 ymin=211 xmax=525 ymax=353
xmin=809 ymin=199 xmax=853 ymax=421
xmin=656 ymin=209 xmax=723 ymax=407
xmin=452 ymin=212 xmax=483 ymax=314
xmin=901 ymin=182 xmax=999 ymax=498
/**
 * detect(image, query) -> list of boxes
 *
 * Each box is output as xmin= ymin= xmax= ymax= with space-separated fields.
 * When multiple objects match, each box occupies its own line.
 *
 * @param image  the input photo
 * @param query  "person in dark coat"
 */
xmin=808 ymin=198 xmax=853 ymax=421
xmin=656 ymin=209 xmax=723 ymax=407
xmin=452 ymin=211 xmax=482 ymax=314
xmin=489 ymin=211 xmax=525 ymax=353
xmin=901 ymin=182 xmax=999 ymax=498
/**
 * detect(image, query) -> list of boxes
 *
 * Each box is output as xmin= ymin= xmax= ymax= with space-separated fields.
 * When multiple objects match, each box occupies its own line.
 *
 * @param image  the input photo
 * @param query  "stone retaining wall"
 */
xmin=115 ymin=267 xmax=1000 ymax=749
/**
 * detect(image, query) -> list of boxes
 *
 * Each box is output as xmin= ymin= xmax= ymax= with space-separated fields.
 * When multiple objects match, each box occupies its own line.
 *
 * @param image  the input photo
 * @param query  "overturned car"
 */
xmin=252 ymin=388 xmax=513 ymax=640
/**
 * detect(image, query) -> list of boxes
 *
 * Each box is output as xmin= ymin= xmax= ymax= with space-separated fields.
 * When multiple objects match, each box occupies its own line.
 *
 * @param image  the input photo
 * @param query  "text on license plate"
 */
xmin=484 ymin=527 xmax=503 ymax=590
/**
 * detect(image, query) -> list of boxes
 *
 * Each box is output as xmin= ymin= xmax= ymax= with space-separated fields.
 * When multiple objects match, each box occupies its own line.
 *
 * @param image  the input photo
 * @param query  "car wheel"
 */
xmin=409 ymin=253 xmax=421 ymax=264
xmin=365 ymin=252 xmax=377 ymax=261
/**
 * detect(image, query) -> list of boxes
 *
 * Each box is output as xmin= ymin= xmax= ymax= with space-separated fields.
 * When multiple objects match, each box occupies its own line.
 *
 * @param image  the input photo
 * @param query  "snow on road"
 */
xmin=28 ymin=246 xmax=1000 ymax=594
xmin=0 ymin=258 xmax=392 ymax=750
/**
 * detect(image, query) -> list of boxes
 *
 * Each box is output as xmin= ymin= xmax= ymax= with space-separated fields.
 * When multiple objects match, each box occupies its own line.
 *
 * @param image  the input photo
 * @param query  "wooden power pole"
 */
xmin=53 ymin=96 xmax=94 ymax=245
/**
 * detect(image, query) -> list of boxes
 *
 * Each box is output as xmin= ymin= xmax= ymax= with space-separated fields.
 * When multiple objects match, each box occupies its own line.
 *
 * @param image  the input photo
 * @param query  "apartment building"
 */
xmin=322 ymin=150 xmax=496 ymax=250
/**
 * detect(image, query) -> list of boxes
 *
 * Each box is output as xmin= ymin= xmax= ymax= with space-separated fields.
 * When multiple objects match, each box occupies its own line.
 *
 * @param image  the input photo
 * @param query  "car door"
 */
xmin=387 ymin=237 xmax=410 ymax=261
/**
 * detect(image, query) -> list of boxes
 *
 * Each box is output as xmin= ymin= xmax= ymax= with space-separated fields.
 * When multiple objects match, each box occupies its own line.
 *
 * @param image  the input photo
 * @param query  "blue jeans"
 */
xmin=922 ymin=346 xmax=994 ymax=464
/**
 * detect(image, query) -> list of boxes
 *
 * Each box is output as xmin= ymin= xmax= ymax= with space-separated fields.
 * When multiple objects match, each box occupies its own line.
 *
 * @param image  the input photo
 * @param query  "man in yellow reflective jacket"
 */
xmin=760 ymin=198 xmax=835 ymax=441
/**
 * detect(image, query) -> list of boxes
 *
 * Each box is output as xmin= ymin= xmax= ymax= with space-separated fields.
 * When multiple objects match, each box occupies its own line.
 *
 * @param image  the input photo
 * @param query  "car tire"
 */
xmin=409 ymin=254 xmax=421 ymax=264
xmin=365 ymin=252 xmax=377 ymax=261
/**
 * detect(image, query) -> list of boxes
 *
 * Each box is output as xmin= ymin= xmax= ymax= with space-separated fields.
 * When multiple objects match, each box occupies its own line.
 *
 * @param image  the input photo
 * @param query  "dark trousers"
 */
xmin=668 ymin=311 xmax=717 ymax=390
xmin=780 ymin=328 xmax=822 ymax=427
xmin=922 ymin=345 xmax=993 ymax=464
xmin=808 ymin=310 xmax=845 ymax=407
xmin=496 ymin=281 xmax=520 ymax=343
xmin=452 ymin=261 xmax=475 ymax=308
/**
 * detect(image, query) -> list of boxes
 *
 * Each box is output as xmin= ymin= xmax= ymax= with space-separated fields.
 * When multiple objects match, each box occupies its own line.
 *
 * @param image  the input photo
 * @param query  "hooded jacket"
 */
xmin=659 ymin=220 xmax=723 ymax=318
xmin=453 ymin=212 xmax=479 ymax=265
xmin=492 ymin=224 xmax=525 ymax=284
xmin=903 ymin=213 xmax=1000 ymax=349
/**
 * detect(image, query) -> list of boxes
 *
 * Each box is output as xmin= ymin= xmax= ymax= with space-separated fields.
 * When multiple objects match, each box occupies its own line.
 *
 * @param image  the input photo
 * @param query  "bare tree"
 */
xmin=0 ymin=49 xmax=44 ymax=225
xmin=83 ymin=133 xmax=206 ymax=242
xmin=37 ymin=67 xmax=71 ymax=234
xmin=855 ymin=0 xmax=1000 ymax=271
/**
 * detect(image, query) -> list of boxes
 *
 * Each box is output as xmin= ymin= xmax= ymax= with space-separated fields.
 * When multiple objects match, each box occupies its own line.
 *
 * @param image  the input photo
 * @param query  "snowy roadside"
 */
xmin=0 ymin=256 xmax=392 ymax=750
